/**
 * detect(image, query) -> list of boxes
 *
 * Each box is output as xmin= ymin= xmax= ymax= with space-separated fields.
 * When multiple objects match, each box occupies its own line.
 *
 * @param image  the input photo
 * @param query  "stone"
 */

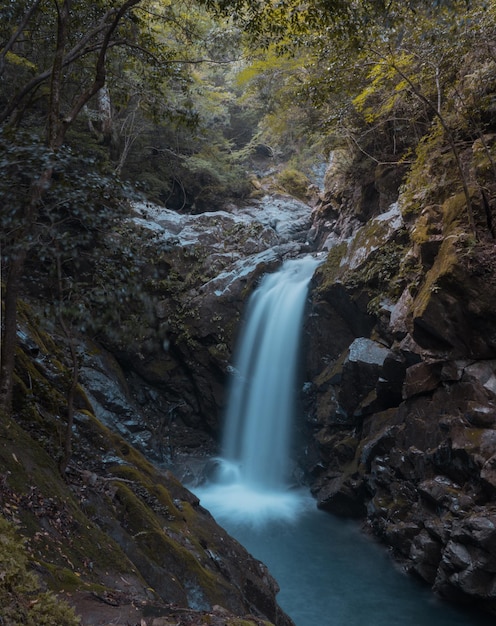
xmin=418 ymin=476 xmax=460 ymax=509
xmin=389 ymin=288 xmax=413 ymax=338
xmin=402 ymin=361 xmax=443 ymax=399
xmin=314 ymin=473 xmax=367 ymax=518
xmin=464 ymin=361 xmax=496 ymax=396
xmin=337 ymin=338 xmax=390 ymax=416
xmin=409 ymin=529 xmax=443 ymax=584
xmin=481 ymin=455 xmax=496 ymax=490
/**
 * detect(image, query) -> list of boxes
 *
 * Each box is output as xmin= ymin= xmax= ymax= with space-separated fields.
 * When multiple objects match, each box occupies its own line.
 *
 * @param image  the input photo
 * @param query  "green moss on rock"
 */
xmin=0 ymin=515 xmax=80 ymax=626
xmin=315 ymin=242 xmax=348 ymax=293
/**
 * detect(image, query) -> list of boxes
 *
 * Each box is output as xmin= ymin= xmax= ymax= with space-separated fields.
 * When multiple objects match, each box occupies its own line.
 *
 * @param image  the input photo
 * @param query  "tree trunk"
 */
xmin=0 ymin=250 xmax=27 ymax=414
xmin=58 ymin=328 xmax=78 ymax=476
xmin=0 ymin=162 xmax=52 ymax=415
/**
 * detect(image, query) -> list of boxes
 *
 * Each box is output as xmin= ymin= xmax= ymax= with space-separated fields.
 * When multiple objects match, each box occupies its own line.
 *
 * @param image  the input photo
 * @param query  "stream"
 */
xmin=194 ymin=485 xmax=493 ymax=626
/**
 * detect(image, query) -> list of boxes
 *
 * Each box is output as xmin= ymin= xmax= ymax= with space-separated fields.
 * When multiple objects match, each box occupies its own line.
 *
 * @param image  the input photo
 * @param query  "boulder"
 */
xmin=313 ymin=473 xmax=368 ymax=518
xmin=338 ymin=338 xmax=389 ymax=418
xmin=409 ymin=529 xmax=443 ymax=584
xmin=410 ymin=238 xmax=496 ymax=358
xmin=402 ymin=361 xmax=443 ymax=399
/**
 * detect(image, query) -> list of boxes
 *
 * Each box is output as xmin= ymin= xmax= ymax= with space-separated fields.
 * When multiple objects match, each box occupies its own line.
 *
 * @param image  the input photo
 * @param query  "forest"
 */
xmin=2 ymin=0 xmax=495 ymax=413
xmin=2 ymin=1 xmax=496 ymax=624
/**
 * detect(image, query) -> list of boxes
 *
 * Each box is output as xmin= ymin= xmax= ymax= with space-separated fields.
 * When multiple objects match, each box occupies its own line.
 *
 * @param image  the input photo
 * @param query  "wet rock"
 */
xmin=360 ymin=424 xmax=401 ymax=469
xmin=337 ymin=338 xmax=389 ymax=418
xmin=481 ymin=454 xmax=496 ymax=491
xmin=389 ymin=288 xmax=413 ymax=339
xmin=410 ymin=237 xmax=496 ymax=359
xmin=79 ymin=347 xmax=150 ymax=450
xmin=409 ymin=529 xmax=443 ymax=584
xmin=383 ymin=521 xmax=421 ymax=559
xmin=313 ymin=473 xmax=368 ymax=518
xmin=464 ymin=361 xmax=496 ymax=396
xmin=402 ymin=361 xmax=443 ymax=399
xmin=126 ymin=195 xmax=317 ymax=435
xmin=418 ymin=476 xmax=461 ymax=509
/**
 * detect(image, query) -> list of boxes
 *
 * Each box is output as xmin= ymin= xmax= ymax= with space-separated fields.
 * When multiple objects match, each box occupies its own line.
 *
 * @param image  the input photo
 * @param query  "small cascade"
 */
xmin=195 ymin=256 xmax=320 ymax=524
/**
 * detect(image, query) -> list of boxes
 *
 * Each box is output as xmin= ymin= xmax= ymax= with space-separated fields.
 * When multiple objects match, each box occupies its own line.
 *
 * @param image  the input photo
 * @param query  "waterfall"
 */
xmin=223 ymin=256 xmax=319 ymax=487
xmin=196 ymin=256 xmax=320 ymax=524
xmin=192 ymin=256 xmax=492 ymax=625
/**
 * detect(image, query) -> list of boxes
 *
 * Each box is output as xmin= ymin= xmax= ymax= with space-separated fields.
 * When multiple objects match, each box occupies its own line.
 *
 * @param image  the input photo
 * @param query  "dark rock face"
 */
xmin=303 ymin=143 xmax=496 ymax=616
xmin=307 ymin=326 xmax=496 ymax=613
xmin=113 ymin=196 xmax=317 ymax=448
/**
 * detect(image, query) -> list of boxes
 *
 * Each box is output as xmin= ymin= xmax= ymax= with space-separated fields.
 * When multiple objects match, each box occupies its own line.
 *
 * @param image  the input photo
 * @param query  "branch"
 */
xmin=47 ymin=0 xmax=71 ymax=147
xmin=0 ymin=0 xmax=43 ymax=76
xmin=374 ymin=48 xmax=476 ymax=235
xmin=0 ymin=5 xmax=134 ymax=126
xmin=54 ymin=0 xmax=142 ymax=147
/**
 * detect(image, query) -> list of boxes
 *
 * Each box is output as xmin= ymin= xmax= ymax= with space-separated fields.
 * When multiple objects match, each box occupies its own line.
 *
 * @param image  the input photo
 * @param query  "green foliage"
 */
xmin=276 ymin=167 xmax=311 ymax=199
xmin=352 ymin=54 xmax=413 ymax=124
xmin=223 ymin=0 xmax=496 ymax=196
xmin=0 ymin=516 xmax=79 ymax=626
xmin=0 ymin=127 xmax=153 ymax=339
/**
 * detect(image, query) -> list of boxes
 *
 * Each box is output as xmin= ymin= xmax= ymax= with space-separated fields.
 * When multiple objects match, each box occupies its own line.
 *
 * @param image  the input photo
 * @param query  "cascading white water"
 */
xmin=223 ymin=256 xmax=319 ymax=487
xmin=196 ymin=256 xmax=320 ymax=524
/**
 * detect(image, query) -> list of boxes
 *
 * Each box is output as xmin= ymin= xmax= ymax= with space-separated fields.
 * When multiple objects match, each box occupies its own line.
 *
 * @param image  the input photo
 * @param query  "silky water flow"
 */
xmin=193 ymin=257 xmax=492 ymax=626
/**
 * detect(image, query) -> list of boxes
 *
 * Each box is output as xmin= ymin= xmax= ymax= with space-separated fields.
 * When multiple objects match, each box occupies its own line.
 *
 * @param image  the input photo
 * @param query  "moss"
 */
xmin=317 ymin=216 xmax=408 ymax=307
xmin=141 ymin=357 xmax=178 ymax=379
xmin=410 ymin=205 xmax=443 ymax=246
xmin=315 ymin=242 xmax=348 ymax=293
xmin=113 ymin=483 xmax=165 ymax=539
xmin=314 ymin=349 xmax=347 ymax=388
xmin=400 ymin=122 xmax=455 ymax=217
xmin=226 ymin=618 xmax=272 ymax=626
xmin=0 ymin=515 xmax=80 ymax=626
xmin=111 ymin=483 xmax=227 ymax=605
xmin=455 ymin=426 xmax=484 ymax=449
xmin=108 ymin=465 xmax=176 ymax=519
xmin=276 ymin=167 xmax=312 ymax=199
xmin=442 ymin=192 xmax=470 ymax=231
xmin=0 ymin=416 xmax=141 ymax=588
xmin=411 ymin=236 xmax=459 ymax=316
xmin=208 ymin=343 xmax=229 ymax=360
xmin=472 ymin=136 xmax=496 ymax=180
xmin=14 ymin=349 xmax=66 ymax=416
xmin=40 ymin=564 xmax=103 ymax=593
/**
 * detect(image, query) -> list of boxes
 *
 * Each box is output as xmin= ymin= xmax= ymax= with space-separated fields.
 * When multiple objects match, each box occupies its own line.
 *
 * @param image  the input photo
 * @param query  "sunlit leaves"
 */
xmin=353 ymin=55 xmax=415 ymax=124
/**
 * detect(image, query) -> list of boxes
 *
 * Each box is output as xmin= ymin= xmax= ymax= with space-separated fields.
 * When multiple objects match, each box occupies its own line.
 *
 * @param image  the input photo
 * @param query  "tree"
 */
xmin=0 ymin=0 xmax=252 ymax=458
xmin=0 ymin=0 xmax=146 ymax=415
xmin=228 ymin=0 xmax=496 ymax=220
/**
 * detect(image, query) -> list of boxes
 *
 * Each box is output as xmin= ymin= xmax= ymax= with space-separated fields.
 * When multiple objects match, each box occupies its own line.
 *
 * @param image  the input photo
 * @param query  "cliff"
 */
xmin=303 ymin=103 xmax=496 ymax=613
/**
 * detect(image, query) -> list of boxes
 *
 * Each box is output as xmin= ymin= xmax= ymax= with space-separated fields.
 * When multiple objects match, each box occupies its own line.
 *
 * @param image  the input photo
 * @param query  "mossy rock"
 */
xmin=315 ymin=242 xmax=348 ymax=293
xmin=411 ymin=236 xmax=459 ymax=319
xmin=276 ymin=167 xmax=312 ymax=200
